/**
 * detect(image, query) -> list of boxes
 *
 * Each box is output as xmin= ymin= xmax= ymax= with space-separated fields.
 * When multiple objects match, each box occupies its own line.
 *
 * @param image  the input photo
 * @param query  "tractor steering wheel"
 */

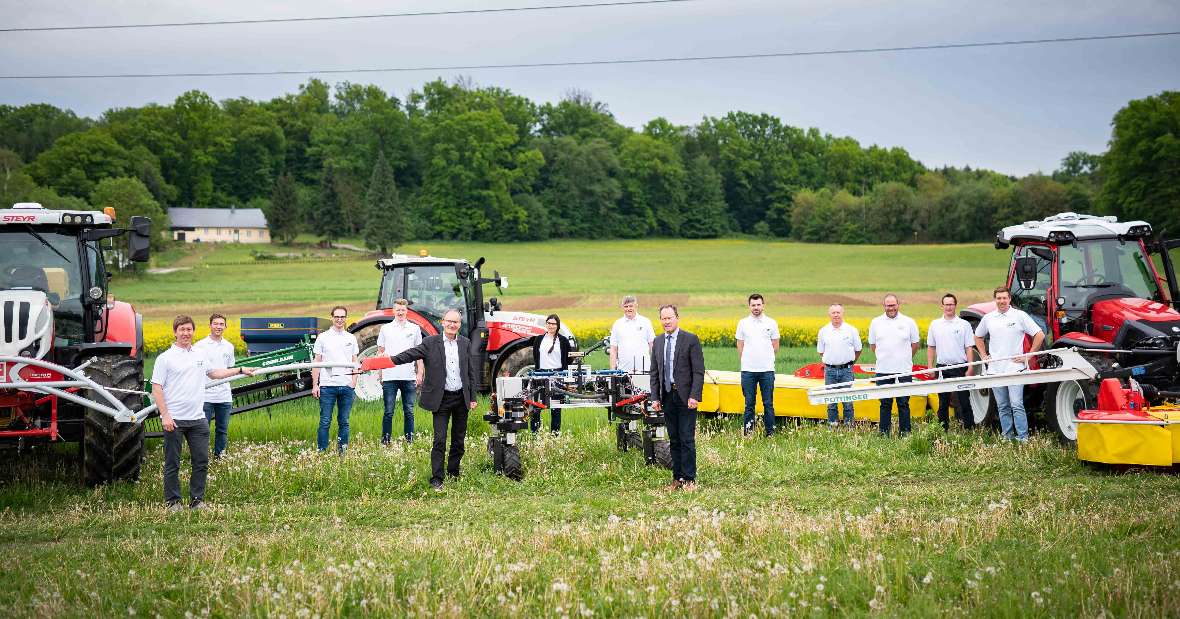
xmin=1077 ymin=273 xmax=1106 ymax=286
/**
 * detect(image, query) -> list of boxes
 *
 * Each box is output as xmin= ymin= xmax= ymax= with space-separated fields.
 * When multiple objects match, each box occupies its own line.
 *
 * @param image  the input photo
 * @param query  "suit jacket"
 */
xmin=391 ymin=334 xmax=478 ymax=412
xmin=650 ymin=329 xmax=705 ymax=402
xmin=530 ymin=333 xmax=573 ymax=370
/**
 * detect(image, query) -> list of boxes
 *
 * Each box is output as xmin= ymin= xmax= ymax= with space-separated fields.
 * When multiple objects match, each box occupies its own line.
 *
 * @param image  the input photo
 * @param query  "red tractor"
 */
xmin=348 ymin=253 xmax=576 ymax=398
xmin=962 ymin=212 xmax=1180 ymax=442
xmin=0 ymin=202 xmax=153 ymax=484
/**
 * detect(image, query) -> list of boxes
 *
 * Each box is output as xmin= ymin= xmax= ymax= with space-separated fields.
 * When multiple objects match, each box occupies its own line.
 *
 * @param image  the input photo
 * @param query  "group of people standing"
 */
xmin=152 ymin=284 xmax=1045 ymax=508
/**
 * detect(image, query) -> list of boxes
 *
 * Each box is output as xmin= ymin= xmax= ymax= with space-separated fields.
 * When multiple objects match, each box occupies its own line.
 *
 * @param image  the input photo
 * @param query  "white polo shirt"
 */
xmin=150 ymin=343 xmax=211 ymax=421
xmin=817 ymin=323 xmax=862 ymax=366
xmin=868 ymin=313 xmax=920 ymax=374
xmin=736 ymin=314 xmax=780 ymax=372
xmin=975 ymin=308 xmax=1042 ymax=374
xmin=313 ymin=328 xmax=359 ymax=387
xmin=538 ymin=334 xmax=563 ymax=370
xmin=194 ymin=335 xmax=236 ymax=404
xmin=611 ymin=314 xmax=655 ymax=372
xmin=927 ymin=316 xmax=974 ymax=365
xmin=377 ymin=319 xmax=422 ymax=381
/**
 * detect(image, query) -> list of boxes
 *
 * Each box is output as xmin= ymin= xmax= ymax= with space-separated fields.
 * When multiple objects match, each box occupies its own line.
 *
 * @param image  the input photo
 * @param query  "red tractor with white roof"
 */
xmin=348 ymin=253 xmax=577 ymax=400
xmin=960 ymin=212 xmax=1180 ymax=442
xmin=0 ymin=202 xmax=153 ymax=484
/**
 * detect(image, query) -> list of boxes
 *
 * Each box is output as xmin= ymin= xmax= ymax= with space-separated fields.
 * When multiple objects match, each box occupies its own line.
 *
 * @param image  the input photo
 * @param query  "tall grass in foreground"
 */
xmin=3 ymin=354 xmax=1179 ymax=617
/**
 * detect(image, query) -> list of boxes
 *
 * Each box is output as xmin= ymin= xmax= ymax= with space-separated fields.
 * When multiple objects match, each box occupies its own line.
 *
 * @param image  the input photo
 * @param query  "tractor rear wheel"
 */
xmin=502 ymin=443 xmax=523 ymax=481
xmin=495 ymin=348 xmax=534 ymax=378
xmin=82 ymin=354 xmax=145 ymax=486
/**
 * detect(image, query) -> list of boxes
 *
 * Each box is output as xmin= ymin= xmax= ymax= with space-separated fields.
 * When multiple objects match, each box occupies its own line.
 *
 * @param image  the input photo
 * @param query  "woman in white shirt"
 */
xmin=529 ymin=314 xmax=571 ymax=434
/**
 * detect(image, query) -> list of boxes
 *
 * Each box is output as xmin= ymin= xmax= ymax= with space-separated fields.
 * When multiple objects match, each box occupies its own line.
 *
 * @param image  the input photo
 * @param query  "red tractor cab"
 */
xmin=348 ymin=253 xmax=576 ymax=399
xmin=0 ymin=202 xmax=153 ymax=485
xmin=961 ymin=212 xmax=1180 ymax=441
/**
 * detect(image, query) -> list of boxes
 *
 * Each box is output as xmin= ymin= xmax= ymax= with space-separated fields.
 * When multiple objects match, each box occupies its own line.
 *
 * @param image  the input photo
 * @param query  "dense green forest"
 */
xmin=1 ymin=80 xmax=1176 ymax=244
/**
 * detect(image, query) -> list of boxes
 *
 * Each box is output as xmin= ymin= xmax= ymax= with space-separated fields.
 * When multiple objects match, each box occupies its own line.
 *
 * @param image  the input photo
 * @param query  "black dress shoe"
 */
xmin=430 ymin=479 xmax=443 ymax=491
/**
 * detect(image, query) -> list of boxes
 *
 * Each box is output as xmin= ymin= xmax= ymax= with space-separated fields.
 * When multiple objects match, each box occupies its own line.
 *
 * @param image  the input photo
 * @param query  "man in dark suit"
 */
xmin=650 ymin=305 xmax=706 ymax=490
xmin=383 ymin=309 xmax=479 ymax=490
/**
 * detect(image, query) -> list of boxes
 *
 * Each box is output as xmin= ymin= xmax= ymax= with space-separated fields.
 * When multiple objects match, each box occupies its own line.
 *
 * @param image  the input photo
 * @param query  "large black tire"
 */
xmin=651 ymin=439 xmax=673 ymax=470
xmin=495 ymin=348 xmax=534 ymax=378
xmin=82 ymin=354 xmax=145 ymax=486
xmin=502 ymin=443 xmax=523 ymax=481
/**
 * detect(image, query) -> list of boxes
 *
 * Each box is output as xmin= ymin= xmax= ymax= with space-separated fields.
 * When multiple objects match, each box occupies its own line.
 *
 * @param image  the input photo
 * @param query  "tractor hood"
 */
xmin=488 ymin=311 xmax=574 ymax=339
xmin=1092 ymin=297 xmax=1180 ymax=345
xmin=0 ymin=290 xmax=54 ymax=359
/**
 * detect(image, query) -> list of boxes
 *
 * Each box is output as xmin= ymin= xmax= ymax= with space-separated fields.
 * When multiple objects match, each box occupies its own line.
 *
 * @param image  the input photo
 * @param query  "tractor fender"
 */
xmin=960 ymin=301 xmax=995 ymax=325
xmin=101 ymin=301 xmax=141 ymax=357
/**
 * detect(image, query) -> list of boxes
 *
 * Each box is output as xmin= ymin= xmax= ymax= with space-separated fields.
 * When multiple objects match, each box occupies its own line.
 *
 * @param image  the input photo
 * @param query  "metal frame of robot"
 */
xmin=805 ymin=347 xmax=1169 ymax=405
xmin=1 ymin=355 xmax=356 ymax=426
xmin=485 ymin=366 xmax=670 ymax=460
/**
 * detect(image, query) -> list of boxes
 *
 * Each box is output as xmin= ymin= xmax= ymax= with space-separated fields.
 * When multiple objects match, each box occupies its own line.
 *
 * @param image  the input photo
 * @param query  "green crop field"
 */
xmin=5 ymin=240 xmax=1179 ymax=617
xmin=124 ymin=238 xmax=1010 ymax=322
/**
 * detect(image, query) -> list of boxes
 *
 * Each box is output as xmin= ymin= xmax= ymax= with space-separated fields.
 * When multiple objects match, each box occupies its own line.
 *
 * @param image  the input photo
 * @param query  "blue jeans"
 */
xmin=992 ymin=384 xmax=1029 ymax=440
xmin=741 ymin=370 xmax=776 ymax=435
xmin=824 ymin=365 xmax=855 ymax=425
xmin=203 ymin=401 xmax=231 ymax=457
xmin=382 ymin=380 xmax=416 ymax=443
xmin=317 ymin=386 xmax=355 ymax=452
xmin=876 ymin=373 xmax=912 ymax=436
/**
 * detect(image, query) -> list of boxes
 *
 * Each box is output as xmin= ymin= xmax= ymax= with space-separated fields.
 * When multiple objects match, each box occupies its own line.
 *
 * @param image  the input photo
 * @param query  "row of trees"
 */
xmin=1 ymin=82 xmax=1176 ymax=246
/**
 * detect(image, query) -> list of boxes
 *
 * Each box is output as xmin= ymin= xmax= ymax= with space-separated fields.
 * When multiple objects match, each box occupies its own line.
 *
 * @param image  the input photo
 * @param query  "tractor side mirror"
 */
xmin=1015 ymin=256 xmax=1038 ymax=291
xmin=128 ymin=216 xmax=151 ymax=263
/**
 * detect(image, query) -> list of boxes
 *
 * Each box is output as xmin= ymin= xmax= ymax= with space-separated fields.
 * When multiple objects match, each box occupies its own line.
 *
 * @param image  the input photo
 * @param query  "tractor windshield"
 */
xmin=406 ymin=265 xmax=471 ymax=332
xmin=0 ymin=230 xmax=87 ymax=342
xmin=1058 ymin=239 xmax=1162 ymax=308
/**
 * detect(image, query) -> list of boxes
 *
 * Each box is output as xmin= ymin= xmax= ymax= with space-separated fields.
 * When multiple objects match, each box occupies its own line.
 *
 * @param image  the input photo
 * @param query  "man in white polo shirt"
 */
xmin=817 ymin=303 xmax=862 ymax=427
xmin=312 ymin=305 xmax=360 ymax=453
xmin=376 ymin=298 xmax=424 ymax=445
xmin=974 ymin=286 xmax=1045 ymax=442
xmin=736 ymin=293 xmax=780 ymax=436
xmin=926 ymin=293 xmax=976 ymax=431
xmin=194 ymin=313 xmax=238 ymax=459
xmin=152 ymin=314 xmax=252 ymax=512
xmin=609 ymin=295 xmax=655 ymax=373
xmin=868 ymin=294 xmax=920 ymax=437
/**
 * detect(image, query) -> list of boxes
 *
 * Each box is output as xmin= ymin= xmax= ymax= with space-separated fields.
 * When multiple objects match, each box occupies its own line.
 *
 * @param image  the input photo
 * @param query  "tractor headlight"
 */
xmin=1047 ymin=230 xmax=1076 ymax=244
xmin=1126 ymin=224 xmax=1152 ymax=238
xmin=19 ymin=345 xmax=37 ymax=358
xmin=88 ymin=286 xmax=105 ymax=301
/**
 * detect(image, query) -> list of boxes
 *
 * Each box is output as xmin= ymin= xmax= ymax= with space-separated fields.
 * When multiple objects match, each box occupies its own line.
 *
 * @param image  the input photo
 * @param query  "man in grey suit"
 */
xmin=650 ymin=304 xmax=706 ymax=490
xmin=385 ymin=309 xmax=479 ymax=490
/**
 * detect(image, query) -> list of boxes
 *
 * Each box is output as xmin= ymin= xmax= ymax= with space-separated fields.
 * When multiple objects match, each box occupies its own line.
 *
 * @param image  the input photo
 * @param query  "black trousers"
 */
xmin=431 ymin=390 xmax=469 ymax=484
xmin=163 ymin=418 xmax=209 ymax=506
xmin=936 ymin=364 xmax=976 ymax=430
xmin=661 ymin=389 xmax=697 ymax=482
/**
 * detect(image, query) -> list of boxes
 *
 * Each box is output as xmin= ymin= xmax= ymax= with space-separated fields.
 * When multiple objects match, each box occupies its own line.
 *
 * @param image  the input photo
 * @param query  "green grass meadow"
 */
xmin=4 ymin=240 xmax=1180 ymax=617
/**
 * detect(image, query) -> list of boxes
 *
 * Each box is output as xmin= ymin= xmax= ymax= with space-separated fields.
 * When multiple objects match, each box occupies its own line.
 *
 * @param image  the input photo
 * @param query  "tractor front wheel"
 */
xmin=82 ymin=354 xmax=145 ymax=486
xmin=968 ymin=388 xmax=998 ymax=428
xmin=495 ymin=348 xmax=534 ymax=379
xmin=1044 ymin=379 xmax=1095 ymax=443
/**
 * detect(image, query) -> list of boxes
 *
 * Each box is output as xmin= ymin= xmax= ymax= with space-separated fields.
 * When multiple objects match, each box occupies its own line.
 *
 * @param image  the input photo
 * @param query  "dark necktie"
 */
xmin=664 ymin=335 xmax=673 ymax=391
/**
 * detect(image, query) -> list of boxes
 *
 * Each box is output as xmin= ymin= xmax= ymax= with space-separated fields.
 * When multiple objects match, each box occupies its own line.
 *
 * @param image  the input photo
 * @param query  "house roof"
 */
xmin=167 ymin=207 xmax=268 ymax=229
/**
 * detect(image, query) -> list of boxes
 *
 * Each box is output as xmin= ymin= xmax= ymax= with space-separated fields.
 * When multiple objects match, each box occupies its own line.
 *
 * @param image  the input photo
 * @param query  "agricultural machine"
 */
xmin=483 ymin=337 xmax=671 ymax=480
xmin=810 ymin=212 xmax=1180 ymax=466
xmin=348 ymin=253 xmax=576 ymax=401
xmin=0 ymin=202 xmax=153 ymax=485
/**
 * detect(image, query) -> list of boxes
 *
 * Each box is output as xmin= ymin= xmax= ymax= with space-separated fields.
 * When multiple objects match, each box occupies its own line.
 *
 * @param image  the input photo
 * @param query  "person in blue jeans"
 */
xmin=312 ymin=306 xmax=359 ymax=453
xmin=376 ymin=299 xmax=424 ymax=444
xmin=816 ymin=304 xmax=863 ymax=426
xmin=736 ymin=294 xmax=780 ymax=436
xmin=194 ymin=313 xmax=240 ymax=458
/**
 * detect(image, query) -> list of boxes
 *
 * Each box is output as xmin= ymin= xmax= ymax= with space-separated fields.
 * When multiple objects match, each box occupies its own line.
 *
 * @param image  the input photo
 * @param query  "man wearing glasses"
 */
xmin=926 ymin=293 xmax=976 ymax=430
xmin=312 ymin=306 xmax=360 ymax=453
xmin=383 ymin=308 xmax=479 ymax=490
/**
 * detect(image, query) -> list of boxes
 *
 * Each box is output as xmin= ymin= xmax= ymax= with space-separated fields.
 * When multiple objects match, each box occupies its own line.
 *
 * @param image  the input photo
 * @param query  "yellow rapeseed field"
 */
xmin=142 ymin=318 xmax=919 ymax=356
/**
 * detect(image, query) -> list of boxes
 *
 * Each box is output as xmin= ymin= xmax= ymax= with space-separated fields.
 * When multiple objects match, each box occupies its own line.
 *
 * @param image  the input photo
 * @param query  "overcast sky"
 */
xmin=1 ymin=0 xmax=1177 ymax=175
